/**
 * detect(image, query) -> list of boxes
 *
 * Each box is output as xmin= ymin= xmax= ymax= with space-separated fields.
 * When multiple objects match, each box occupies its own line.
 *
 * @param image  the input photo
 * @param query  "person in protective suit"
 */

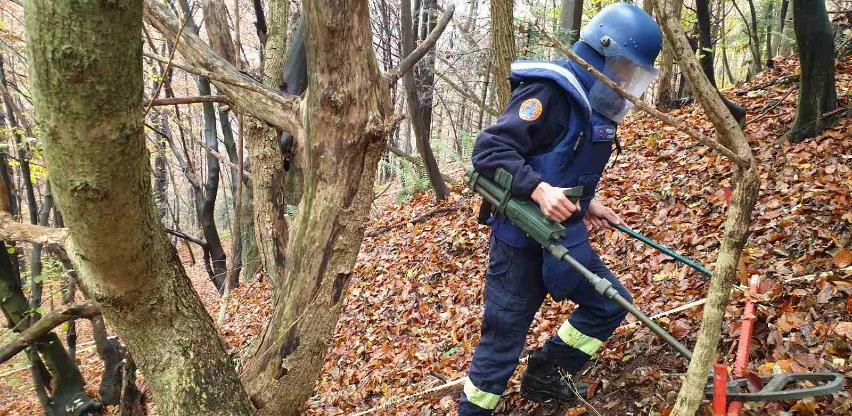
xmin=459 ymin=4 xmax=663 ymax=415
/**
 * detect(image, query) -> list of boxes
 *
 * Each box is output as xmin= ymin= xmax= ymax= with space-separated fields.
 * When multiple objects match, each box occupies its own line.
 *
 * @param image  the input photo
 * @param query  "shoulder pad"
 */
xmin=509 ymin=61 xmax=591 ymax=123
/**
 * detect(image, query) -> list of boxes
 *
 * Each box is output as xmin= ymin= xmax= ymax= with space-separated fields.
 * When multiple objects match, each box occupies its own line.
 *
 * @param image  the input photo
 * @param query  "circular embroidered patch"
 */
xmin=518 ymin=98 xmax=543 ymax=121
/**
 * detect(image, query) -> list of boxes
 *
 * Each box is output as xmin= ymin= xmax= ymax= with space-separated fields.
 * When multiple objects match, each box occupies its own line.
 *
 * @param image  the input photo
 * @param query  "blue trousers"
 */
xmin=459 ymin=235 xmax=632 ymax=415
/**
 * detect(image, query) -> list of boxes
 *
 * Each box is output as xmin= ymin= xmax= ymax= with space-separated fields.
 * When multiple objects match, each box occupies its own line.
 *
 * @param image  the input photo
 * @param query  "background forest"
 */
xmin=0 ymin=0 xmax=850 ymax=415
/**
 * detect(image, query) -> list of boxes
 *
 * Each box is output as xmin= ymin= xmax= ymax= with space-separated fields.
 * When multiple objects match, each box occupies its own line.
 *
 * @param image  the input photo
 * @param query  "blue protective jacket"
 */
xmin=471 ymin=58 xmax=617 ymax=300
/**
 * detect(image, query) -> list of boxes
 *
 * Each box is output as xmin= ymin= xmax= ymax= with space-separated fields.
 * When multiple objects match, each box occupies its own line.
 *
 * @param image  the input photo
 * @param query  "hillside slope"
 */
xmin=306 ymin=55 xmax=851 ymax=415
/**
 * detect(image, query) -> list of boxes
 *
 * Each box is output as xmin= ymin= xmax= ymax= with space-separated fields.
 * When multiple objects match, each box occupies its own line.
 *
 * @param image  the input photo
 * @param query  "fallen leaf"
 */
xmin=834 ymin=248 xmax=852 ymax=268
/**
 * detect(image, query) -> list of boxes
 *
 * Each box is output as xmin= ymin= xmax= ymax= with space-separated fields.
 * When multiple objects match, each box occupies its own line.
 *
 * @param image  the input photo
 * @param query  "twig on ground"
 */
xmin=365 ymin=205 xmax=463 ymax=237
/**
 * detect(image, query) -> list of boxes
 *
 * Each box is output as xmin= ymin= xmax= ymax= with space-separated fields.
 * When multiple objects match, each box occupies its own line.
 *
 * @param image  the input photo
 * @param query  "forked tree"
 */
xmin=144 ymin=0 xmax=454 ymax=410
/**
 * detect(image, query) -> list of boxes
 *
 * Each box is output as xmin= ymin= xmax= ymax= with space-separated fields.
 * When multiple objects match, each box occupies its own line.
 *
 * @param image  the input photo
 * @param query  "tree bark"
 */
xmin=241 ymin=0 xmax=397 ymax=410
xmin=177 ymin=0 xmax=228 ymax=292
xmin=696 ymin=0 xmax=747 ymax=122
xmin=655 ymin=0 xmax=684 ymax=108
xmin=763 ymin=0 xmax=774 ymax=68
xmin=243 ymin=0 xmax=291 ymax=297
xmin=557 ymin=0 xmax=583 ymax=45
xmin=490 ymin=0 xmax=516 ymax=108
xmin=202 ymin=0 xmax=246 ymax=288
xmin=653 ymin=2 xmax=761 ymax=415
xmin=401 ymin=0 xmax=449 ymax=199
xmin=145 ymin=0 xmax=454 ymax=412
xmin=789 ymin=0 xmax=837 ymax=142
xmin=776 ymin=0 xmax=794 ymax=56
xmin=24 ymin=0 xmax=254 ymax=414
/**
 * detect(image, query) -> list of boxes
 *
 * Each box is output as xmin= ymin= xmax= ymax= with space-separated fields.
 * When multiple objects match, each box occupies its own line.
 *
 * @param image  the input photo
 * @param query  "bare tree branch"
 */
xmin=385 ymin=144 xmax=454 ymax=183
xmin=142 ymin=0 xmax=302 ymax=136
xmin=385 ymin=4 xmax=455 ymax=85
xmin=532 ymin=24 xmax=749 ymax=167
xmin=0 ymin=302 xmax=101 ymax=365
xmin=0 ymin=212 xmax=67 ymax=246
xmin=435 ymin=70 xmax=499 ymax=116
xmin=147 ymin=95 xmax=229 ymax=106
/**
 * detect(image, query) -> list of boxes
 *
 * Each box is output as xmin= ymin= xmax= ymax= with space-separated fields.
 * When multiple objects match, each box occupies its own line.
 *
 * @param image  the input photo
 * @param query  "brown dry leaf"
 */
xmin=565 ymin=407 xmax=588 ymax=416
xmin=790 ymin=398 xmax=820 ymax=416
xmin=777 ymin=312 xmax=805 ymax=333
xmin=833 ymin=322 xmax=852 ymax=340
xmin=834 ymin=248 xmax=852 ymax=268
xmin=745 ymin=370 xmax=764 ymax=393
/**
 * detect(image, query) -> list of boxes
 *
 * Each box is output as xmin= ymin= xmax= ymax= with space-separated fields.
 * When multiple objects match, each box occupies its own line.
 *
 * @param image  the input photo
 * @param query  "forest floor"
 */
xmin=1 ymin=55 xmax=851 ymax=415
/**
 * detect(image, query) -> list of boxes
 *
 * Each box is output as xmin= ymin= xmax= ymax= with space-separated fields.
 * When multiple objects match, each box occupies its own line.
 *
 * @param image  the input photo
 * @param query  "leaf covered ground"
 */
xmin=305 ymin=55 xmax=852 ymax=416
xmin=0 ymin=56 xmax=850 ymax=416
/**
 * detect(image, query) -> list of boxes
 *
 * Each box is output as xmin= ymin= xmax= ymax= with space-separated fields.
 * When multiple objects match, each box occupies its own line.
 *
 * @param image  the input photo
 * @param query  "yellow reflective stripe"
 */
xmin=463 ymin=378 xmax=501 ymax=410
xmin=557 ymin=321 xmax=603 ymax=356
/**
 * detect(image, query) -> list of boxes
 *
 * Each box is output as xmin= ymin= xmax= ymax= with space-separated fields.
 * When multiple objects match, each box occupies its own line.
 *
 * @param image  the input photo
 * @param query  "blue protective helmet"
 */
xmin=580 ymin=3 xmax=662 ymax=70
xmin=577 ymin=3 xmax=662 ymax=122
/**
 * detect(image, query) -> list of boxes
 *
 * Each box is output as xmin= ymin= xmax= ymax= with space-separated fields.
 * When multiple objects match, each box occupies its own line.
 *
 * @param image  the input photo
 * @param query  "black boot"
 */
xmin=520 ymin=349 xmax=588 ymax=405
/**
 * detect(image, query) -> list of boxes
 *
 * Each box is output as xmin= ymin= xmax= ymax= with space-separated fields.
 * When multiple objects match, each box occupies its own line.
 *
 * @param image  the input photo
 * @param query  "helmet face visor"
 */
xmin=588 ymin=54 xmax=658 ymax=122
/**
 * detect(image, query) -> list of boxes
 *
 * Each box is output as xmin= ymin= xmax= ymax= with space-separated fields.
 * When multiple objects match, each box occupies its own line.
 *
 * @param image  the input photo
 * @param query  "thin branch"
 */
xmin=0 ymin=302 xmax=101 ymax=365
xmin=195 ymin=138 xmax=252 ymax=179
xmin=385 ymin=4 xmax=455 ymax=85
xmin=435 ymin=70 xmax=499 ymax=116
xmin=164 ymin=228 xmax=208 ymax=248
xmin=531 ymin=23 xmax=749 ymax=167
xmin=385 ymin=143 xmax=456 ymax=184
xmin=142 ymin=121 xmax=202 ymax=189
xmin=146 ymin=95 xmax=230 ymax=106
xmin=143 ymin=0 xmax=302 ymax=135
xmin=143 ymin=2 xmax=195 ymax=117
xmin=143 ymin=52 xmax=276 ymax=104
xmin=366 ymin=205 xmax=462 ymax=237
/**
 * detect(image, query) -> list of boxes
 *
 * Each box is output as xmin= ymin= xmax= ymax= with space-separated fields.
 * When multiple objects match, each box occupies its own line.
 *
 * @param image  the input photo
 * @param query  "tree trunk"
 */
xmin=655 ymin=0 xmax=684 ymax=108
xmin=242 ymin=0 xmax=396 ymax=410
xmin=557 ymin=0 xmax=583 ymax=45
xmin=143 ymin=0 xmax=453 ymax=412
xmin=743 ymin=0 xmax=763 ymax=73
xmin=243 ymin=0 xmax=291 ymax=297
xmin=401 ymin=0 xmax=449 ymax=199
xmin=490 ymin=0 xmax=516 ymax=108
xmin=203 ymin=0 xmax=245 ymax=287
xmin=0 ymin=56 xmax=38 ymax=227
xmin=789 ymin=0 xmax=837 ymax=142
xmin=777 ymin=0 xmax=794 ymax=56
xmin=697 ymin=0 xmax=747 ymax=122
xmin=24 ymin=0 xmax=254 ymax=414
xmin=763 ymin=0 xmax=774 ymax=68
xmin=152 ymin=134 xmax=169 ymax=220
xmin=653 ymin=2 xmax=761 ymax=416
xmin=177 ymin=0 xmax=229 ymax=292
xmin=774 ymin=0 xmax=789 ymax=57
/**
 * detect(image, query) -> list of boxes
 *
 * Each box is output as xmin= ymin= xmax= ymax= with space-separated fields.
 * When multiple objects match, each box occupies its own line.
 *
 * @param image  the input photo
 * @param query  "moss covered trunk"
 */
xmin=24 ymin=0 xmax=253 ymax=414
xmin=241 ymin=0 xmax=393 ymax=413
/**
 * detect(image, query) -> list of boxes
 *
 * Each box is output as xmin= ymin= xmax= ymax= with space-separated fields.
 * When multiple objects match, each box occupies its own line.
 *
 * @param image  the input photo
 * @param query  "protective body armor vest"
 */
xmin=490 ymin=60 xmax=617 ymax=251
